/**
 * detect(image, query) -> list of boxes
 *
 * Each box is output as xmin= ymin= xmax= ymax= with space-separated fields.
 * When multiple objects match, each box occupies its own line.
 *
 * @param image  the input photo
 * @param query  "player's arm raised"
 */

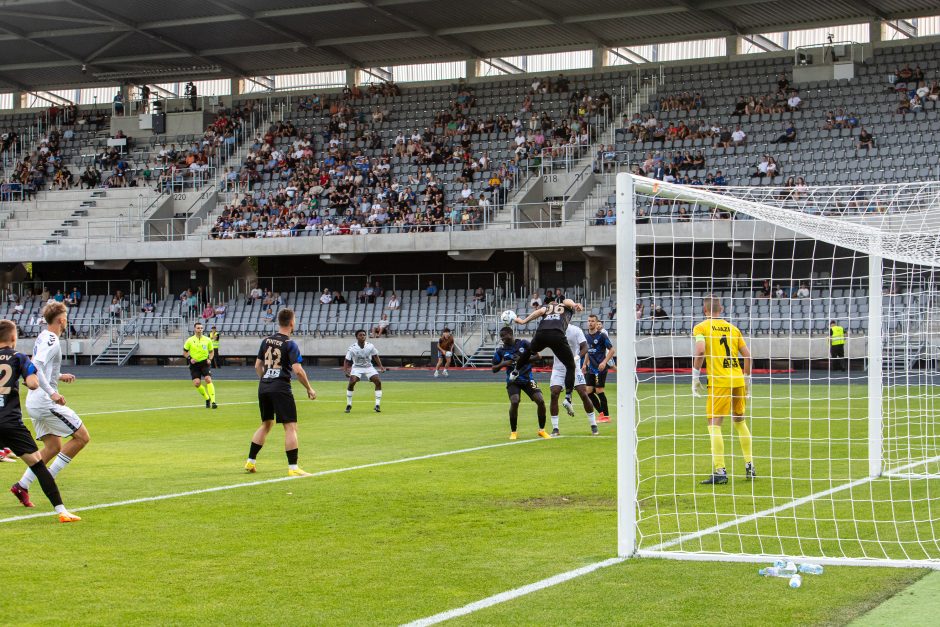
xmin=561 ymin=298 xmax=585 ymax=312
xmin=691 ymin=337 xmax=707 ymax=398
xmin=514 ymin=306 xmax=545 ymax=325
xmin=291 ymin=363 xmax=317 ymax=400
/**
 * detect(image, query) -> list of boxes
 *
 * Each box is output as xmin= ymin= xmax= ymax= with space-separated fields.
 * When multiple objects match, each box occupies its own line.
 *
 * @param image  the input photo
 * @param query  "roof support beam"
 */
xmin=507 ymin=0 xmax=612 ymax=47
xmin=481 ymin=58 xmax=526 ymax=75
xmin=741 ymin=33 xmax=785 ymax=52
xmin=360 ymin=67 xmax=392 ymax=82
xmin=884 ymin=19 xmax=917 ymax=39
xmin=609 ymin=47 xmax=650 ymax=65
xmin=85 ymin=31 xmax=134 ymax=62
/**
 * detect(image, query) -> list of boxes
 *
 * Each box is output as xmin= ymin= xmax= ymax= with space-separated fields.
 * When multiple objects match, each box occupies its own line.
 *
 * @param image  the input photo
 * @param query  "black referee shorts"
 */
xmin=259 ymin=387 xmax=298 ymax=424
xmin=0 ymin=419 xmax=40 ymax=456
xmin=189 ymin=360 xmax=211 ymax=380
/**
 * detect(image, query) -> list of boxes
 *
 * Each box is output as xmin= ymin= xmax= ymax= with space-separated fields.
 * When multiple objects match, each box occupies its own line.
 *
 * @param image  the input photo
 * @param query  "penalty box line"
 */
xmin=402 ymin=453 xmax=940 ymax=626
xmin=0 ymin=436 xmax=607 ymax=525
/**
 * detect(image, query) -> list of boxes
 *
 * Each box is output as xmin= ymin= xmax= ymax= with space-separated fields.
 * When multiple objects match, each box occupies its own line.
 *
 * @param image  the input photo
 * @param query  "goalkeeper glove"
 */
xmin=691 ymin=369 xmax=706 ymax=398
xmin=744 ymin=375 xmax=752 ymax=397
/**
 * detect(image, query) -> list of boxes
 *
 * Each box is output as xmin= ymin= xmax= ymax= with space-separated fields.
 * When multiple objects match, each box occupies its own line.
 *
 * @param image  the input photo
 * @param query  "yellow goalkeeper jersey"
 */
xmin=692 ymin=318 xmax=746 ymax=388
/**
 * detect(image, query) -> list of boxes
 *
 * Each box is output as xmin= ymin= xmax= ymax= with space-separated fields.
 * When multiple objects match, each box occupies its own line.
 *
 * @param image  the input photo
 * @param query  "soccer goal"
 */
xmin=616 ymin=173 xmax=940 ymax=569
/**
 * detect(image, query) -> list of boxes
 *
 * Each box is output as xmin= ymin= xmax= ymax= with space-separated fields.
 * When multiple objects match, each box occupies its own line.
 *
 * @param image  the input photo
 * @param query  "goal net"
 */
xmin=616 ymin=174 xmax=940 ymax=569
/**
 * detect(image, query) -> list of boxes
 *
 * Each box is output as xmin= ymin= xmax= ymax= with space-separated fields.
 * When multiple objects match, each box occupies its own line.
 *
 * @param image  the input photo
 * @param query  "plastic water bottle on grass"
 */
xmin=758 ymin=566 xmax=790 ymax=577
xmin=789 ymin=574 xmax=802 ymax=589
xmin=772 ymin=560 xmax=798 ymax=575
xmin=798 ymin=563 xmax=824 ymax=575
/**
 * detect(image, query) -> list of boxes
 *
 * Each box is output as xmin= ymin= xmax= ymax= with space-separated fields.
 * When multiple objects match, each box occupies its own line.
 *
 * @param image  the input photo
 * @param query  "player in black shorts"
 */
xmin=0 ymin=320 xmax=80 ymax=522
xmin=244 ymin=309 xmax=317 ymax=477
xmin=492 ymin=326 xmax=550 ymax=440
xmin=512 ymin=297 xmax=584 ymax=394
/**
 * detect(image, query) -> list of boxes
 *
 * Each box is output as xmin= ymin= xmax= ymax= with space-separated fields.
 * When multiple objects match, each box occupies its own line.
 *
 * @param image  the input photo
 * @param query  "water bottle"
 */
xmin=758 ymin=567 xmax=791 ymax=577
xmin=789 ymin=574 xmax=802 ymax=589
xmin=772 ymin=560 xmax=798 ymax=575
xmin=798 ymin=563 xmax=824 ymax=575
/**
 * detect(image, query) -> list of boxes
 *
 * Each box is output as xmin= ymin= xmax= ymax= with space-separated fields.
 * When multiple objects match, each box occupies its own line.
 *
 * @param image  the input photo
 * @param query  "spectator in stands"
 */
xmin=910 ymin=94 xmax=924 ymax=112
xmin=262 ymin=289 xmax=275 ymax=307
xmin=756 ymin=280 xmax=771 ymax=298
xmin=320 ymin=289 xmax=333 ymax=305
xmin=202 ymin=303 xmax=215 ymax=322
xmin=66 ymin=287 xmax=81 ymax=307
xmin=386 ymin=292 xmax=401 ymax=310
xmin=772 ymin=123 xmax=797 ymax=144
xmin=529 ymin=293 xmax=542 ymax=309
xmin=604 ymin=209 xmax=616 ymax=225
xmin=731 ymin=125 xmax=746 ymax=146
xmin=858 ymin=127 xmax=875 ymax=150
xmin=636 ymin=303 xmax=644 ymax=319
xmin=247 ymin=285 xmax=262 ymax=305
xmin=214 ymin=302 xmax=226 ymax=321
xmin=113 ymin=92 xmax=124 ymax=116
xmin=652 ymin=303 xmax=669 ymax=319
xmin=187 ymin=291 xmax=198 ymax=316
xmin=109 ymin=297 xmax=122 ymax=319
xmin=261 ymin=307 xmax=274 ymax=321
xmin=331 ymin=290 xmax=346 ymax=304
xmin=774 ymin=284 xmax=788 ymax=298
xmin=53 ymin=290 xmax=65 ymax=303
xmin=795 ymin=283 xmax=810 ymax=298
xmin=426 ymin=280 xmax=438 ymax=297
xmin=79 ymin=167 xmax=100 ymax=189
xmin=786 ymin=90 xmax=801 ymax=111
xmin=359 ymin=282 xmax=376 ymax=304
xmin=141 ymin=299 xmax=155 ymax=313
xmin=897 ymin=95 xmax=911 ymax=114
xmin=543 ymin=289 xmax=555 ymax=305
xmin=371 ymin=314 xmax=390 ymax=338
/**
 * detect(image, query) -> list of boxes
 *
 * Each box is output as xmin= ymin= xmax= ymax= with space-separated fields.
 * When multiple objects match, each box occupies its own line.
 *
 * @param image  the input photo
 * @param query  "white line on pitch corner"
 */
xmin=0 ymin=437 xmax=556 ymax=524
xmin=402 ymin=453 xmax=940 ymax=625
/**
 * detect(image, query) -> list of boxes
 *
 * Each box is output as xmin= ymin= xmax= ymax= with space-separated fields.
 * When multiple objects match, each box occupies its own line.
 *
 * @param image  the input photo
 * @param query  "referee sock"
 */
xmin=247 ymin=441 xmax=263 ymax=463
xmin=29 ymin=461 xmax=63 ymax=509
xmin=346 ymin=390 xmax=354 ymax=406
xmin=49 ymin=452 xmax=72 ymax=478
xmin=374 ymin=390 xmax=383 ymax=407
xmin=206 ymin=382 xmax=216 ymax=403
xmin=551 ymin=415 xmax=559 ymax=429
xmin=286 ymin=448 xmax=299 ymax=470
xmin=197 ymin=384 xmax=209 ymax=400
xmin=708 ymin=425 xmax=726 ymax=471
xmin=733 ymin=419 xmax=754 ymax=464
xmin=598 ymin=392 xmax=609 ymax=415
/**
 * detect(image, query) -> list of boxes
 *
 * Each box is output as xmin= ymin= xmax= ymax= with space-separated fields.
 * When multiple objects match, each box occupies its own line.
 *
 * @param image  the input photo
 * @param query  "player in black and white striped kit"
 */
xmin=513 ymin=298 xmax=584 ymax=394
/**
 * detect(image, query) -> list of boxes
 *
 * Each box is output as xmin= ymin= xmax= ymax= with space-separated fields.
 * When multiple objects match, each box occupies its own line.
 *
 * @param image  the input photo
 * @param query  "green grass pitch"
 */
xmin=0 ymin=378 xmax=932 ymax=625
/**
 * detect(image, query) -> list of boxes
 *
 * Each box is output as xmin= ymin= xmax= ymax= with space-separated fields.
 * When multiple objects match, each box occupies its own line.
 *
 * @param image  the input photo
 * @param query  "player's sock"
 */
xmin=29 ymin=461 xmax=63 ymax=508
xmin=247 ymin=441 xmax=263 ymax=463
xmin=589 ymin=392 xmax=601 ymax=412
xmin=551 ymin=415 xmax=559 ymax=429
xmin=286 ymin=448 xmax=299 ymax=470
xmin=197 ymin=384 xmax=209 ymax=400
xmin=733 ymin=419 xmax=754 ymax=464
xmin=17 ymin=467 xmax=36 ymax=490
xmin=48 ymin=453 xmax=71 ymax=478
xmin=346 ymin=390 xmax=354 ymax=406
xmin=206 ymin=382 xmax=216 ymax=403
xmin=708 ymin=425 xmax=726 ymax=471
xmin=598 ymin=392 xmax=609 ymax=416
xmin=587 ymin=411 xmax=597 ymax=427
xmin=375 ymin=390 xmax=383 ymax=407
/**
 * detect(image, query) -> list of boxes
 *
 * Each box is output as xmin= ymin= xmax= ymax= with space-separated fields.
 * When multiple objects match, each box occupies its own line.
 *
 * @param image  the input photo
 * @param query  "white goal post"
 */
xmin=616 ymin=172 xmax=940 ymax=569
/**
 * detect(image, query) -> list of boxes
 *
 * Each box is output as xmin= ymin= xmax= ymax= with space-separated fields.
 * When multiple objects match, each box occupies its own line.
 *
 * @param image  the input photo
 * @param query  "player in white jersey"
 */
xmin=11 ymin=302 xmax=90 ymax=508
xmin=548 ymin=324 xmax=599 ymax=436
xmin=344 ymin=329 xmax=387 ymax=413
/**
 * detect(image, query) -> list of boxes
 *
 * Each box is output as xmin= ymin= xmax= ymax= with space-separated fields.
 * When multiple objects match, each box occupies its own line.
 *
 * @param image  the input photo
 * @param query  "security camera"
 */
xmin=81 ymin=64 xmax=87 ymax=74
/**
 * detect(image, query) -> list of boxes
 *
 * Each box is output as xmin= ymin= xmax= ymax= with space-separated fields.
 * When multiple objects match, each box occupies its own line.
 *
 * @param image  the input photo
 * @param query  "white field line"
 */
xmin=401 ymin=453 xmax=940 ymax=625
xmin=0 ymin=435 xmax=607 ymax=525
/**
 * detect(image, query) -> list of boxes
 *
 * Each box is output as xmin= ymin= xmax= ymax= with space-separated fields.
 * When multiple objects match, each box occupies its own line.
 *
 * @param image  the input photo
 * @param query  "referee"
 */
xmin=183 ymin=321 xmax=217 ymax=408
xmin=244 ymin=308 xmax=317 ymax=476
xmin=829 ymin=319 xmax=846 ymax=372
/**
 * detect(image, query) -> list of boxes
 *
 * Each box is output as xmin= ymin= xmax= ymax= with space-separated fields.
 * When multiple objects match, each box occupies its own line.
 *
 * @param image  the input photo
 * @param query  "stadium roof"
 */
xmin=0 ymin=0 xmax=938 ymax=91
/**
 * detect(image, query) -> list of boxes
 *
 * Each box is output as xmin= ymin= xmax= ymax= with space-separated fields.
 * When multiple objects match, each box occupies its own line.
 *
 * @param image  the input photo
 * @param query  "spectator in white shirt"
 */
xmin=795 ymin=284 xmax=810 ymax=298
xmin=731 ymin=125 xmax=746 ymax=145
xmin=386 ymin=292 xmax=401 ymax=310
xmin=786 ymin=92 xmax=801 ymax=111
xmin=319 ymin=289 xmax=333 ymax=305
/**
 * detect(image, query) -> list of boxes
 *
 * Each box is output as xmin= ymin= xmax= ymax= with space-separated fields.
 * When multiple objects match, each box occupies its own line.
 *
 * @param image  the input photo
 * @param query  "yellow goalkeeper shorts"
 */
xmin=707 ymin=386 xmax=747 ymax=420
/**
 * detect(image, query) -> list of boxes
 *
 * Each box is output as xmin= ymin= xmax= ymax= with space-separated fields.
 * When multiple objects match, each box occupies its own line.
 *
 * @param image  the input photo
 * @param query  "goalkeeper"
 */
xmin=691 ymin=295 xmax=755 ymax=485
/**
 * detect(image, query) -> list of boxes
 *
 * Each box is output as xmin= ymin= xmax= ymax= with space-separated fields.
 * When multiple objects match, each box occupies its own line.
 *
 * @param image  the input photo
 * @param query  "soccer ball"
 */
xmin=500 ymin=310 xmax=517 ymax=325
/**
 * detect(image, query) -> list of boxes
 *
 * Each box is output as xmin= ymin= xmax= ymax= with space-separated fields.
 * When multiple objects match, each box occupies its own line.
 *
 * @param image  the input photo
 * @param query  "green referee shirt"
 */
xmin=184 ymin=334 xmax=213 ymax=362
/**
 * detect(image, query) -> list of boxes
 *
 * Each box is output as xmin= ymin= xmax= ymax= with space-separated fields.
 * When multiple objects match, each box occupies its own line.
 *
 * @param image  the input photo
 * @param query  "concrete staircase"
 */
xmin=91 ymin=338 xmax=139 ymax=365
xmin=0 ymin=188 xmax=169 ymax=245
